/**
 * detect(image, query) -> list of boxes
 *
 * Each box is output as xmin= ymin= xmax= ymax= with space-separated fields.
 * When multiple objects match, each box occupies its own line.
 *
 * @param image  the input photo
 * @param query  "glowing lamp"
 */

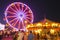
xmin=30 ymin=24 xmax=33 ymax=27
xmin=26 ymin=25 xmax=30 ymax=28
xmin=38 ymin=29 xmax=42 ymax=33
xmin=25 ymin=20 xmax=28 ymax=23
xmin=35 ymin=31 xmax=38 ymax=33
xmin=46 ymin=22 xmax=48 ymax=24
xmin=36 ymin=23 xmax=42 ymax=26
xmin=11 ymin=3 xmax=14 ymax=6
xmin=52 ymin=23 xmax=58 ymax=27
xmin=39 ymin=29 xmax=42 ymax=31
xmin=50 ymin=29 xmax=55 ymax=34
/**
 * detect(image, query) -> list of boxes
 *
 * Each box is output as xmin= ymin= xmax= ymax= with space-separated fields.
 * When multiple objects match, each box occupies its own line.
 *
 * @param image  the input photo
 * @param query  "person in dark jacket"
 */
xmin=28 ymin=31 xmax=34 ymax=40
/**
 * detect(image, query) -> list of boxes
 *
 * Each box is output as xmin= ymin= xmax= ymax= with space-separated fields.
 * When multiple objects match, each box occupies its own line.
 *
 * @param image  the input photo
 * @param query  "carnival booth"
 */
xmin=26 ymin=19 xmax=60 ymax=35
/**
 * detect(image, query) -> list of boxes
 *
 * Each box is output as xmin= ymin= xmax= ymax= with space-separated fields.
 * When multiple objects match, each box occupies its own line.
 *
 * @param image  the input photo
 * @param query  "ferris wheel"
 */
xmin=4 ymin=2 xmax=33 ymax=30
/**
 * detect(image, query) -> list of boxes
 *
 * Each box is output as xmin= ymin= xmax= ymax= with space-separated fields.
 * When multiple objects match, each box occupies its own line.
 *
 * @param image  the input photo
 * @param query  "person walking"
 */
xmin=37 ymin=33 xmax=40 ymax=40
xmin=17 ymin=30 xmax=24 ymax=40
xmin=13 ymin=32 xmax=18 ymax=40
xmin=22 ymin=32 xmax=27 ymax=40
xmin=33 ymin=32 xmax=37 ymax=40
xmin=28 ymin=31 xmax=34 ymax=40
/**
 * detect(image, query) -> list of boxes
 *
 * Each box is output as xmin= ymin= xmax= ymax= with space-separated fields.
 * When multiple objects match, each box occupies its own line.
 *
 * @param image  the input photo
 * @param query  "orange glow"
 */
xmin=11 ymin=3 xmax=14 ymax=6
xmin=52 ymin=23 xmax=56 ymax=26
xmin=43 ymin=25 xmax=45 ymax=26
xmin=30 ymin=24 xmax=33 ymax=27
xmin=39 ymin=29 xmax=42 ymax=31
xmin=52 ymin=23 xmax=58 ymax=27
xmin=46 ymin=22 xmax=48 ymax=24
xmin=26 ymin=25 xmax=30 ymax=28
xmin=36 ymin=23 xmax=42 ymax=26
xmin=6 ymin=23 xmax=9 ymax=26
xmin=50 ymin=29 xmax=55 ymax=34
xmin=34 ymin=29 xmax=42 ymax=33
xmin=55 ymin=24 xmax=58 ymax=26
xmin=35 ymin=31 xmax=37 ymax=32
xmin=59 ymin=25 xmax=60 ymax=27
xmin=25 ymin=20 xmax=27 ymax=23
xmin=26 ymin=19 xmax=60 ymax=33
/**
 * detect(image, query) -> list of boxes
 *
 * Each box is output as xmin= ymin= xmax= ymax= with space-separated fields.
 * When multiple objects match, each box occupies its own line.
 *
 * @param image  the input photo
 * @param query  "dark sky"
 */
xmin=0 ymin=0 xmax=60 ymax=24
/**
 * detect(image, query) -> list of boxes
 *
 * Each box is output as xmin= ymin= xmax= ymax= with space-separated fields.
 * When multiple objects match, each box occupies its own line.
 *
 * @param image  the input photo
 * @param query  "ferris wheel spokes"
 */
xmin=9 ymin=18 xmax=17 ymax=23
xmin=14 ymin=4 xmax=19 ymax=11
xmin=17 ymin=4 xmax=20 ymax=10
xmin=5 ymin=2 xmax=33 ymax=30
xmin=12 ymin=19 xmax=18 ymax=27
xmin=7 ymin=11 xmax=16 ymax=14
xmin=9 ymin=7 xmax=17 ymax=13
xmin=18 ymin=21 xmax=20 ymax=29
xmin=7 ymin=16 xmax=16 ymax=18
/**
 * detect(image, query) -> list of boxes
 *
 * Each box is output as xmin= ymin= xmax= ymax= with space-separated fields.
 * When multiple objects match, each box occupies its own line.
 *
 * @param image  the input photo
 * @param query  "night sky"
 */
xmin=0 ymin=0 xmax=60 ymax=24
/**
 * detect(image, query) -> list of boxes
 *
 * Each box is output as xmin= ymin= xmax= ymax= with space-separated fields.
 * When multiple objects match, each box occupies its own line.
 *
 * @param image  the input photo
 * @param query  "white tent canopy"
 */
xmin=0 ymin=23 xmax=5 ymax=30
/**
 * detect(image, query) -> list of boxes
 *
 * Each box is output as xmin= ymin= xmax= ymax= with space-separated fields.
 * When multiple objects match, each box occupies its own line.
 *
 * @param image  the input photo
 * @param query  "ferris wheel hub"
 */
xmin=15 ymin=11 xmax=25 ymax=21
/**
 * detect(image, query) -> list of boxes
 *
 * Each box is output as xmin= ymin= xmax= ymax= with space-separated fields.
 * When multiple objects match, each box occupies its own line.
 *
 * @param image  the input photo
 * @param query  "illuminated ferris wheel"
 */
xmin=4 ymin=2 xmax=33 ymax=30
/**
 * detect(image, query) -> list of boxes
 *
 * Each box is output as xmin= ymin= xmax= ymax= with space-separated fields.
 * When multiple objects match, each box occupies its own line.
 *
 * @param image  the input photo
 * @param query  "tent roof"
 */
xmin=35 ymin=18 xmax=60 ymax=24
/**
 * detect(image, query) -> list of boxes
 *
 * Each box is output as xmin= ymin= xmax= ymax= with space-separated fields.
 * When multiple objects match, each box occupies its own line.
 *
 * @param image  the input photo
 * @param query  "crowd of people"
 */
xmin=0 ymin=28 xmax=43 ymax=40
xmin=1 ymin=26 xmax=60 ymax=40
